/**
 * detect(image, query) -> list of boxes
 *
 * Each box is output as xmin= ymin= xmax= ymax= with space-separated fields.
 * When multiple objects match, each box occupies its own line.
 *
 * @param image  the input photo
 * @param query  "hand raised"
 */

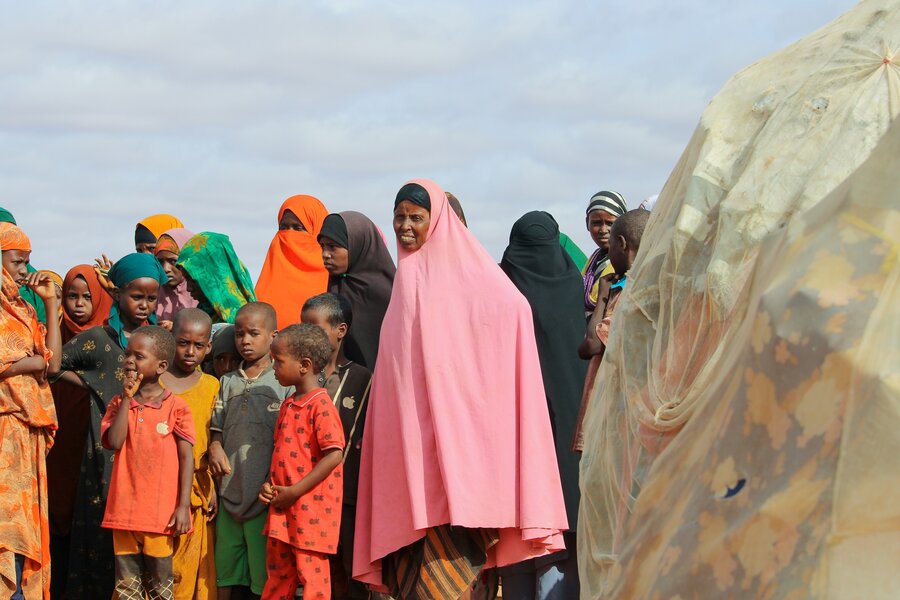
xmin=123 ymin=373 xmax=143 ymax=398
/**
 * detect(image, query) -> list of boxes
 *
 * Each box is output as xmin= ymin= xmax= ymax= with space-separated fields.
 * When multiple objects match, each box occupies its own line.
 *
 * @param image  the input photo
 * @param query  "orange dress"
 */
xmin=0 ymin=269 xmax=57 ymax=600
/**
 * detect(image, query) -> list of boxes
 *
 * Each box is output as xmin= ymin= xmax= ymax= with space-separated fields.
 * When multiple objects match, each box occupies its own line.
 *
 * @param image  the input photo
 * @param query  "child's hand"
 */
xmin=158 ymin=320 xmax=174 ymax=332
xmin=207 ymin=488 xmax=218 ymax=522
xmin=258 ymin=482 xmax=276 ymax=505
xmin=93 ymin=254 xmax=117 ymax=295
xmin=123 ymin=373 xmax=143 ymax=399
xmin=167 ymin=505 xmax=191 ymax=536
xmin=25 ymin=272 xmax=57 ymax=303
xmin=268 ymin=484 xmax=300 ymax=510
xmin=208 ymin=443 xmax=232 ymax=477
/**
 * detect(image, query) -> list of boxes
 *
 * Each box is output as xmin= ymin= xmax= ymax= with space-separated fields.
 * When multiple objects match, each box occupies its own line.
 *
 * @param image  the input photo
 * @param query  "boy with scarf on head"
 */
xmin=48 ymin=252 xmax=167 ymax=599
xmin=0 ymin=222 xmax=61 ymax=600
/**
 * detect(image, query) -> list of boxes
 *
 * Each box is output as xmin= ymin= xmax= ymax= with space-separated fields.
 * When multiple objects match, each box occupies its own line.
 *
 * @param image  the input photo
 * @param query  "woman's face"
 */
xmin=278 ymin=210 xmax=307 ymax=232
xmin=393 ymin=201 xmax=430 ymax=252
xmin=65 ymin=275 xmax=93 ymax=325
xmin=320 ymin=236 xmax=350 ymax=276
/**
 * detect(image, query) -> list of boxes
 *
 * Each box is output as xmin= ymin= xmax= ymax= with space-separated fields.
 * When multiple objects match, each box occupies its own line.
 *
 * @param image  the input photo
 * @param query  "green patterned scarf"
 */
xmin=177 ymin=232 xmax=256 ymax=323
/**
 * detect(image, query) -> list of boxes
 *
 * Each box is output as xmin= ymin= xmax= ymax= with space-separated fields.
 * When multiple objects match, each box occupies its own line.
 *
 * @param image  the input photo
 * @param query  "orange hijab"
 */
xmin=61 ymin=265 xmax=114 ymax=343
xmin=255 ymin=195 xmax=329 ymax=329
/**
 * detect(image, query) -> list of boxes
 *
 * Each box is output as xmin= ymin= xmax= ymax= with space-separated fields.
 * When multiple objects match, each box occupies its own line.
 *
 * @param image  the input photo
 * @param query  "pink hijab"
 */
xmin=154 ymin=227 xmax=199 ymax=321
xmin=352 ymin=179 xmax=567 ymax=585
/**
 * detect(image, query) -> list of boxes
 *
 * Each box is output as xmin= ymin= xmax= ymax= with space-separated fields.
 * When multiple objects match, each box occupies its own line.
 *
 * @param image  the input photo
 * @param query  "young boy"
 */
xmin=101 ymin=325 xmax=196 ymax=600
xmin=160 ymin=308 xmax=219 ymax=600
xmin=259 ymin=323 xmax=345 ymax=600
xmin=574 ymin=208 xmax=650 ymax=451
xmin=209 ymin=324 xmax=241 ymax=379
xmin=301 ymin=293 xmax=372 ymax=600
xmin=208 ymin=302 xmax=293 ymax=599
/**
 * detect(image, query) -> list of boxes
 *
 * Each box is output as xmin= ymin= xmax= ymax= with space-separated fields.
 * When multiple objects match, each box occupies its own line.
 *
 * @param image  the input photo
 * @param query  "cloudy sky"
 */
xmin=3 ymin=0 xmax=854 ymax=277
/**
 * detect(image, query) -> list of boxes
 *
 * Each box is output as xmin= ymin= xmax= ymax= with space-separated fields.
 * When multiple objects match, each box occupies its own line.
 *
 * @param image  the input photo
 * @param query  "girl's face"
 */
xmin=393 ymin=201 xmax=430 ymax=252
xmin=180 ymin=268 xmax=207 ymax=304
xmin=65 ymin=275 xmax=94 ymax=325
xmin=156 ymin=250 xmax=183 ymax=288
xmin=319 ymin=236 xmax=350 ymax=276
xmin=117 ymin=278 xmax=160 ymax=328
xmin=278 ymin=210 xmax=307 ymax=232
xmin=2 ymin=249 xmax=31 ymax=285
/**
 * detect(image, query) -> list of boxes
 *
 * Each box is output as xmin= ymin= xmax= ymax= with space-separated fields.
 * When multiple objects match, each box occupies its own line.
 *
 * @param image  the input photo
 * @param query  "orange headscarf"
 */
xmin=135 ymin=214 xmax=184 ymax=245
xmin=60 ymin=265 xmax=114 ymax=343
xmin=255 ymin=195 xmax=329 ymax=329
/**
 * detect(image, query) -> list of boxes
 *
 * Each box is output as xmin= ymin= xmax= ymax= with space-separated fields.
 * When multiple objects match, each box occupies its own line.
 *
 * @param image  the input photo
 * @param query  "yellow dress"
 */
xmin=165 ymin=374 xmax=219 ymax=600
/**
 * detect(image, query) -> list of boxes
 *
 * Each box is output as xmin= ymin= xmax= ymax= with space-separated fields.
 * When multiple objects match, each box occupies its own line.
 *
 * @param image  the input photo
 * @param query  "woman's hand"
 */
xmin=25 ymin=272 xmax=57 ymax=303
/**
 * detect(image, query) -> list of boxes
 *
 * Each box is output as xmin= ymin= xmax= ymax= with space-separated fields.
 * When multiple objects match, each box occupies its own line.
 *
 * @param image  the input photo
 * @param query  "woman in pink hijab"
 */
xmin=352 ymin=179 xmax=568 ymax=598
xmin=154 ymin=228 xmax=199 ymax=325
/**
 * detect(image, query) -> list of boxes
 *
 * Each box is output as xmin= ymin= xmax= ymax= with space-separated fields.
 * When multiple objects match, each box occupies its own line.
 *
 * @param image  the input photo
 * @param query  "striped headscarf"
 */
xmin=586 ymin=190 xmax=628 ymax=217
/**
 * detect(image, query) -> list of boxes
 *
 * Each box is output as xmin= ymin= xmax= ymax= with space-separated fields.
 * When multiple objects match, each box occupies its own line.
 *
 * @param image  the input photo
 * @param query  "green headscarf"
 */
xmin=559 ymin=232 xmax=588 ymax=272
xmin=107 ymin=253 xmax=167 ymax=349
xmin=1 ymin=207 xmax=47 ymax=323
xmin=177 ymin=232 xmax=256 ymax=324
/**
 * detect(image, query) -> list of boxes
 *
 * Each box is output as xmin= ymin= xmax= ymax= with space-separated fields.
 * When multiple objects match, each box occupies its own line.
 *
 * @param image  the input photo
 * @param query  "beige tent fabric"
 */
xmin=577 ymin=1 xmax=900 ymax=597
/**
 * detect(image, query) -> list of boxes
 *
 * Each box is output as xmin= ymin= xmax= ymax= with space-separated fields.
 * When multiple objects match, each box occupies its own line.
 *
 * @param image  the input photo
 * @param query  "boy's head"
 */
xmin=210 ymin=324 xmax=241 ymax=377
xmin=608 ymin=209 xmax=650 ymax=275
xmin=270 ymin=323 xmax=332 ymax=388
xmin=0 ymin=223 xmax=32 ymax=286
xmin=300 ymin=293 xmax=349 ymax=360
xmin=124 ymin=325 xmax=175 ymax=384
xmin=234 ymin=302 xmax=278 ymax=363
xmin=171 ymin=308 xmax=212 ymax=375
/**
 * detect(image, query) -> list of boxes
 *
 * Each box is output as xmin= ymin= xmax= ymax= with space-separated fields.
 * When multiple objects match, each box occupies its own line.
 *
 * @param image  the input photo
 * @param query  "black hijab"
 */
xmin=322 ymin=211 xmax=396 ymax=369
xmin=500 ymin=210 xmax=587 ymax=531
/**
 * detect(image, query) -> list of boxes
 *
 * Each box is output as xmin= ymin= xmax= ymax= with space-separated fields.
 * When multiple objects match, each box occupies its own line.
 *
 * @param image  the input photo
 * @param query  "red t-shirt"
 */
xmin=101 ymin=391 xmax=195 ymax=534
xmin=265 ymin=388 xmax=345 ymax=553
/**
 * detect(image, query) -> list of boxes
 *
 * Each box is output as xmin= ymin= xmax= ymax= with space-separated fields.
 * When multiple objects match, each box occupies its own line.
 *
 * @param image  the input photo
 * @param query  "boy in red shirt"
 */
xmin=101 ymin=325 xmax=195 ymax=600
xmin=259 ymin=324 xmax=345 ymax=600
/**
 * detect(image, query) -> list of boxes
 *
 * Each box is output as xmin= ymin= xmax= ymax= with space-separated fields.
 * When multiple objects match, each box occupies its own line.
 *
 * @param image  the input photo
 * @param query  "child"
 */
xmin=209 ymin=324 xmax=241 ymax=378
xmin=100 ymin=325 xmax=195 ymax=599
xmin=574 ymin=208 xmax=650 ymax=451
xmin=160 ymin=308 xmax=219 ymax=600
xmin=258 ymin=323 xmax=345 ymax=600
xmin=0 ymin=223 xmax=60 ymax=600
xmin=301 ymin=293 xmax=372 ymax=600
xmin=208 ymin=302 xmax=293 ymax=599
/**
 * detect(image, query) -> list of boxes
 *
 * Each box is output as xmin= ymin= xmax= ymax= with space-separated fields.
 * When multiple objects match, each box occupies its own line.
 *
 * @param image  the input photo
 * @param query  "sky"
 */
xmin=1 ymin=0 xmax=856 ymax=277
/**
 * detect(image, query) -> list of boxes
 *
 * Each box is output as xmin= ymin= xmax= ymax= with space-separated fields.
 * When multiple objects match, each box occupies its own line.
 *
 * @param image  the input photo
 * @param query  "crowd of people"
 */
xmin=0 ymin=180 xmax=649 ymax=600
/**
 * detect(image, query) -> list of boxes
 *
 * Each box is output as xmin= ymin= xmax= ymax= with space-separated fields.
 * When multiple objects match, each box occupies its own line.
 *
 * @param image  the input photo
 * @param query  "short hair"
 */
xmin=611 ymin=209 xmax=650 ymax=251
xmin=172 ymin=308 xmax=212 ymax=338
xmin=132 ymin=325 xmax=175 ymax=363
xmin=235 ymin=301 xmax=277 ymax=331
xmin=277 ymin=323 xmax=332 ymax=372
xmin=302 ymin=293 xmax=351 ymax=328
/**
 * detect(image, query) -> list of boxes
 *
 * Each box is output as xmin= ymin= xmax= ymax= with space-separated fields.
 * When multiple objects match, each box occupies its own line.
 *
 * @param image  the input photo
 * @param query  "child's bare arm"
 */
xmin=266 ymin=448 xmax=342 ymax=510
xmin=27 ymin=271 xmax=62 ymax=376
xmin=106 ymin=374 xmax=141 ymax=450
xmin=578 ymin=305 xmax=607 ymax=359
xmin=168 ymin=437 xmax=194 ymax=535
xmin=0 ymin=356 xmax=47 ymax=380
xmin=208 ymin=432 xmax=231 ymax=477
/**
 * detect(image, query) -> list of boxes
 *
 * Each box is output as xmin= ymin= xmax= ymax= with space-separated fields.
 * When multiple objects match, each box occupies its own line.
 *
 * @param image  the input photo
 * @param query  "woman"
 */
xmin=318 ymin=211 xmax=395 ymax=369
xmin=353 ymin=180 xmax=568 ymax=599
xmin=0 ymin=223 xmax=60 ymax=600
xmin=256 ymin=195 xmax=329 ymax=330
xmin=49 ymin=253 xmax=167 ymax=599
xmin=134 ymin=213 xmax=184 ymax=254
xmin=582 ymin=191 xmax=627 ymax=313
xmin=499 ymin=212 xmax=588 ymax=599
xmin=0 ymin=207 xmax=48 ymax=324
xmin=177 ymin=232 xmax=256 ymax=324
xmin=154 ymin=228 xmax=200 ymax=324
xmin=47 ymin=265 xmax=113 ymax=598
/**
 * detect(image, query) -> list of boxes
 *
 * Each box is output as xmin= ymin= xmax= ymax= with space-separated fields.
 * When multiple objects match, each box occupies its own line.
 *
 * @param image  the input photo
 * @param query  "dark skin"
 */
xmin=319 ymin=236 xmax=350 ymax=277
xmin=258 ymin=336 xmax=342 ymax=510
xmin=0 ymin=263 xmax=61 ymax=384
xmin=587 ymin=210 xmax=618 ymax=251
xmin=64 ymin=275 xmax=93 ymax=325
xmin=393 ymin=200 xmax=431 ymax=252
xmin=106 ymin=333 xmax=193 ymax=535
xmin=160 ymin=320 xmax=218 ymax=521
xmin=300 ymin=308 xmax=348 ymax=379
xmin=135 ymin=242 xmax=156 ymax=254
xmin=578 ymin=231 xmax=636 ymax=359
xmin=279 ymin=210 xmax=306 ymax=232
xmin=180 ymin=268 xmax=208 ymax=306
xmin=208 ymin=311 xmax=276 ymax=478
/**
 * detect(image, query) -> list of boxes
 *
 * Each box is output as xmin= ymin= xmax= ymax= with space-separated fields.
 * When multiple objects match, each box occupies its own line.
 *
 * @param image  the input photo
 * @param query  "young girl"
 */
xmin=0 ymin=222 xmax=61 ymax=599
xmin=49 ymin=253 xmax=167 ymax=599
xmin=154 ymin=228 xmax=200 ymax=327
xmin=176 ymin=232 xmax=257 ymax=324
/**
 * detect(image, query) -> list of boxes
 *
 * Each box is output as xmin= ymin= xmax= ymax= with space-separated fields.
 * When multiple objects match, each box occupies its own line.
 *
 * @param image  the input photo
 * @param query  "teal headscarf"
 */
xmin=107 ymin=253 xmax=167 ymax=349
xmin=0 ymin=207 xmax=47 ymax=324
